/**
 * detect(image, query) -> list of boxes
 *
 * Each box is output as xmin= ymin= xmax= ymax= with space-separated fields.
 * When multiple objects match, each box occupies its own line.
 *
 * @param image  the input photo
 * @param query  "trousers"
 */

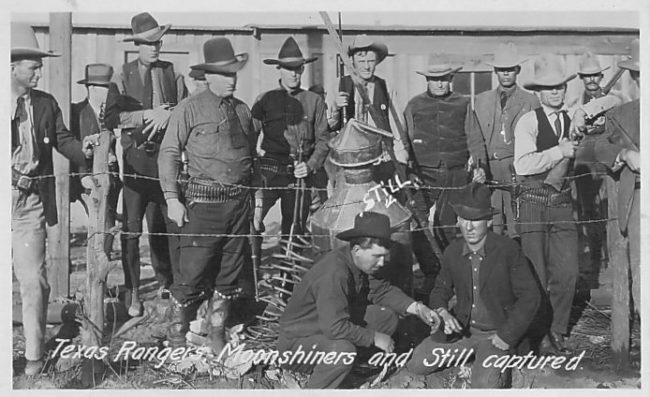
xmin=517 ymin=201 xmax=578 ymax=334
xmin=12 ymin=189 xmax=49 ymax=361
xmin=257 ymin=167 xmax=311 ymax=237
xmin=487 ymin=157 xmax=518 ymax=238
xmin=170 ymin=197 xmax=250 ymax=304
xmin=407 ymin=327 xmax=510 ymax=388
xmin=277 ymin=304 xmax=399 ymax=389
xmin=121 ymin=175 xmax=180 ymax=290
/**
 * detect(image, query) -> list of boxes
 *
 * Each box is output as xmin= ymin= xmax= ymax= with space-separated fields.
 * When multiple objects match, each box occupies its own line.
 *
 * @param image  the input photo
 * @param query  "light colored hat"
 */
xmin=347 ymin=34 xmax=389 ymax=64
xmin=190 ymin=38 xmax=248 ymax=74
xmin=523 ymin=54 xmax=576 ymax=90
xmin=577 ymin=52 xmax=610 ymax=75
xmin=617 ymin=39 xmax=639 ymax=72
xmin=416 ymin=64 xmax=462 ymax=78
xmin=484 ymin=42 xmax=528 ymax=68
xmin=123 ymin=12 xmax=171 ymax=43
xmin=11 ymin=22 xmax=60 ymax=61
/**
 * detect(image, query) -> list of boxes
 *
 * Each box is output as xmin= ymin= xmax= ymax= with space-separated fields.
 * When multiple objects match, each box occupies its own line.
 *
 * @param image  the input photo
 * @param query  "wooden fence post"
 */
xmin=606 ymin=175 xmax=630 ymax=370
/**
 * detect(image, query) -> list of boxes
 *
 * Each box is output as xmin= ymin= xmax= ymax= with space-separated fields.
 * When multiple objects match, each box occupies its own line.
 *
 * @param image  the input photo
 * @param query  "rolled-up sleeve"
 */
xmin=513 ymin=111 xmax=563 ymax=175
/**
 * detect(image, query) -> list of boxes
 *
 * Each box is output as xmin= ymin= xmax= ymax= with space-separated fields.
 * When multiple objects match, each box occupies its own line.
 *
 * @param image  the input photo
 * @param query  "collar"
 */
xmin=343 ymin=246 xmax=365 ymax=284
xmin=583 ymin=89 xmax=603 ymax=102
xmin=277 ymin=80 xmax=304 ymax=96
xmin=426 ymin=90 xmax=453 ymax=100
xmin=462 ymin=242 xmax=486 ymax=258
xmin=541 ymin=103 xmax=566 ymax=117
xmin=497 ymin=85 xmax=517 ymax=98
xmin=204 ymin=89 xmax=234 ymax=107
xmin=12 ymin=90 xmax=31 ymax=116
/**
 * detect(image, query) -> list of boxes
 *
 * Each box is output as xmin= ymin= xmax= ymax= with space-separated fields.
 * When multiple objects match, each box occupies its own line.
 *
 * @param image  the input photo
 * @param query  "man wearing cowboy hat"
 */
xmin=403 ymin=62 xmax=488 ymax=285
xmin=474 ymin=43 xmax=540 ymax=240
xmin=278 ymin=211 xmax=439 ymax=388
xmin=407 ymin=183 xmax=540 ymax=388
xmin=159 ymin=37 xmax=255 ymax=354
xmin=331 ymin=34 xmax=407 ymax=181
xmin=70 ymin=63 xmax=121 ymax=258
xmin=513 ymin=54 xmax=580 ymax=355
xmin=251 ymin=37 xmax=329 ymax=237
xmin=11 ymin=22 xmax=91 ymax=375
xmin=592 ymin=39 xmax=641 ymax=314
xmin=105 ymin=12 xmax=189 ymax=317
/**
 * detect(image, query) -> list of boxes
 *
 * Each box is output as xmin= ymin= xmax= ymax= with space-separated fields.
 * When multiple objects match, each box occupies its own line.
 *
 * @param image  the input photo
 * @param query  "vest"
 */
xmin=121 ymin=60 xmax=178 ymax=178
xmin=525 ymin=107 xmax=570 ymax=182
xmin=339 ymin=75 xmax=391 ymax=132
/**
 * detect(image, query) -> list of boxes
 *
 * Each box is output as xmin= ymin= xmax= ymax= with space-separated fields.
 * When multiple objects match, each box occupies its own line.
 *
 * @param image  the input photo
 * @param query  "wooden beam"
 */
xmin=47 ymin=12 xmax=72 ymax=299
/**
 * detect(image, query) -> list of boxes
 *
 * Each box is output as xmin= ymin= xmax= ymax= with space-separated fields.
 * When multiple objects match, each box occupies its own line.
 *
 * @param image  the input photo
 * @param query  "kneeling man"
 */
xmin=407 ymin=183 xmax=540 ymax=388
xmin=278 ymin=211 xmax=438 ymax=388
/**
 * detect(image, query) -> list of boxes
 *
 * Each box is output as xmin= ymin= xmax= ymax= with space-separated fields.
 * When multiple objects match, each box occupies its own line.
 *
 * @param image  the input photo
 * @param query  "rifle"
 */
xmin=602 ymin=67 xmax=626 ymax=95
xmin=336 ymin=12 xmax=347 ymax=123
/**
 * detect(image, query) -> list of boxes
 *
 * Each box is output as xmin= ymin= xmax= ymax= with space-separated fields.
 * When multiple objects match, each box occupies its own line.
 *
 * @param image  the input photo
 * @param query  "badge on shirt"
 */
xmin=380 ymin=104 xmax=387 ymax=111
xmin=43 ymin=137 xmax=50 ymax=144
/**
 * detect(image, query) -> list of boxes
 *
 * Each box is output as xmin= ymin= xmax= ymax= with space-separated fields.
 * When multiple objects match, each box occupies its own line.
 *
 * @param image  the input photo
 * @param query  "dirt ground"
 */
xmin=12 ymin=204 xmax=641 ymax=389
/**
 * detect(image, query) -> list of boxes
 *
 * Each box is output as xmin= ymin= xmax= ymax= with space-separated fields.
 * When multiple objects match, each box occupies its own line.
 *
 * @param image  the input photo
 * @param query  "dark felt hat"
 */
xmin=190 ymin=38 xmax=248 ymax=74
xmin=336 ymin=212 xmax=397 ymax=244
xmin=77 ymin=63 xmax=113 ymax=86
xmin=450 ymin=183 xmax=499 ymax=221
xmin=123 ymin=12 xmax=171 ymax=43
xmin=263 ymin=37 xmax=317 ymax=68
xmin=189 ymin=69 xmax=206 ymax=81
xmin=11 ymin=22 xmax=60 ymax=61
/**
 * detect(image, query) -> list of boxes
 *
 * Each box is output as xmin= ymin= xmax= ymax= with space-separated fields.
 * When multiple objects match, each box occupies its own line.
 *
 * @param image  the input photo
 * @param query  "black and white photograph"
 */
xmin=7 ymin=0 xmax=646 ymax=390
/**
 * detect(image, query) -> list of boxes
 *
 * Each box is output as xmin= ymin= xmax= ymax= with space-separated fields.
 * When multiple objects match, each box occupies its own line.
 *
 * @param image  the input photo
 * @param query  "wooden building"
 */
xmin=31 ymin=22 xmax=639 ymax=113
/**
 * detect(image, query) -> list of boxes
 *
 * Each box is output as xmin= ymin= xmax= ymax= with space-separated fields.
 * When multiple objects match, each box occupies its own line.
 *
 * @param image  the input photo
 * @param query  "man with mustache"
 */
xmin=251 ymin=37 xmax=329 ymax=237
xmin=278 ymin=212 xmax=439 ymax=388
xmin=105 ymin=12 xmax=189 ymax=317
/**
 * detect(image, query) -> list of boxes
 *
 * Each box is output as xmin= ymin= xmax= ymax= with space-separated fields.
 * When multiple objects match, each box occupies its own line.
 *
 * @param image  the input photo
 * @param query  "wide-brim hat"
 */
xmin=191 ymin=38 xmax=248 ymax=74
xmin=189 ymin=69 xmax=206 ymax=81
xmin=77 ymin=63 xmax=114 ymax=86
xmin=523 ymin=54 xmax=576 ymax=90
xmin=11 ymin=22 xmax=60 ymax=61
xmin=416 ymin=64 xmax=463 ymax=78
xmin=336 ymin=211 xmax=397 ymax=245
xmin=263 ymin=37 xmax=317 ymax=68
xmin=123 ymin=12 xmax=171 ymax=43
xmin=618 ymin=39 xmax=639 ymax=72
xmin=484 ymin=42 xmax=528 ymax=68
xmin=347 ymin=34 xmax=389 ymax=65
xmin=450 ymin=183 xmax=499 ymax=221
xmin=577 ymin=52 xmax=610 ymax=75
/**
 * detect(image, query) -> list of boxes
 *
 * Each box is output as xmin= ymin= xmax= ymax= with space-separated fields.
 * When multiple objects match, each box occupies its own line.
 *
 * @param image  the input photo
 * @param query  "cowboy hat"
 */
xmin=263 ymin=37 xmax=317 ymax=68
xmin=189 ymin=69 xmax=206 ymax=81
xmin=577 ymin=52 xmax=610 ymax=75
xmin=450 ymin=183 xmax=499 ymax=221
xmin=77 ymin=63 xmax=114 ymax=86
xmin=617 ymin=39 xmax=639 ymax=72
xmin=190 ymin=38 xmax=248 ymax=74
xmin=11 ymin=22 xmax=60 ymax=61
xmin=347 ymin=34 xmax=389 ymax=65
xmin=416 ymin=64 xmax=463 ymax=78
xmin=523 ymin=54 xmax=576 ymax=90
xmin=123 ymin=12 xmax=171 ymax=43
xmin=336 ymin=211 xmax=397 ymax=244
xmin=484 ymin=42 xmax=528 ymax=68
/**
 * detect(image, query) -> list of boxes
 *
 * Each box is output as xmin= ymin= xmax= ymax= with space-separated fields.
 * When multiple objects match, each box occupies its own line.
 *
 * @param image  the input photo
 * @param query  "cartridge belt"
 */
xmin=259 ymin=156 xmax=294 ymax=176
xmin=185 ymin=177 xmax=248 ymax=203
xmin=516 ymin=185 xmax=572 ymax=207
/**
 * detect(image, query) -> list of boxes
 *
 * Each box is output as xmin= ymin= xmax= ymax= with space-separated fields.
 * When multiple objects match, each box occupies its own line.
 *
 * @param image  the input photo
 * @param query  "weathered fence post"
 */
xmin=83 ymin=130 xmax=112 ymax=386
xmin=606 ymin=175 xmax=630 ymax=370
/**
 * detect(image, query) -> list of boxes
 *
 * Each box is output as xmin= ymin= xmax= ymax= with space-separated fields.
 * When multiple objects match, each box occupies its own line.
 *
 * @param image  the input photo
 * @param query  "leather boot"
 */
xmin=167 ymin=298 xmax=201 ymax=349
xmin=207 ymin=295 xmax=231 ymax=356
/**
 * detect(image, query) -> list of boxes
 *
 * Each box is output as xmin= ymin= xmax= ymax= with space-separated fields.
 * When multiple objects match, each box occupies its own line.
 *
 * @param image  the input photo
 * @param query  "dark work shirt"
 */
xmin=464 ymin=244 xmax=495 ymax=331
xmin=251 ymin=84 xmax=329 ymax=171
xmin=279 ymin=245 xmax=414 ymax=347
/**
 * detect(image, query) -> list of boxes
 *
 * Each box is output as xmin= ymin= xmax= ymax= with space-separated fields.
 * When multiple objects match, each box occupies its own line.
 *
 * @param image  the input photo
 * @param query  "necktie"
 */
xmin=142 ymin=65 xmax=153 ymax=109
xmin=554 ymin=111 xmax=563 ymax=138
xmin=500 ymin=91 xmax=508 ymax=110
xmin=222 ymin=99 xmax=247 ymax=148
xmin=15 ymin=97 xmax=27 ymax=121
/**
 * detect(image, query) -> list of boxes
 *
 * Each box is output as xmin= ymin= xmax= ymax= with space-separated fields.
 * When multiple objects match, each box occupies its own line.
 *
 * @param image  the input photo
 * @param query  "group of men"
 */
xmin=11 ymin=11 xmax=640 ymax=389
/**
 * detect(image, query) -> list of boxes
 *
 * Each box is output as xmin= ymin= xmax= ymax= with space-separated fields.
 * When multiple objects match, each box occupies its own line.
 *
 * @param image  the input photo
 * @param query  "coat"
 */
xmin=429 ymin=231 xmax=541 ymax=346
xmin=69 ymin=99 xmax=100 ymax=201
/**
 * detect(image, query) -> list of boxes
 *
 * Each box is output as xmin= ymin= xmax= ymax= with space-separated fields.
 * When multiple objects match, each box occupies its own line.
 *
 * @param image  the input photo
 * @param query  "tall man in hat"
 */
xmin=279 ymin=211 xmax=440 ymax=388
xmin=251 ymin=37 xmax=329 ymax=237
xmin=11 ymin=23 xmax=91 ymax=375
xmin=403 ymin=63 xmax=487 ymax=291
xmin=407 ymin=183 xmax=540 ymax=388
xmin=588 ymin=40 xmax=640 ymax=313
xmin=105 ymin=12 xmax=189 ymax=317
xmin=70 ymin=63 xmax=121 ymax=258
xmin=513 ymin=54 xmax=580 ymax=354
xmin=331 ymin=34 xmax=408 ymax=182
xmin=474 ymin=43 xmax=540 ymax=239
xmin=159 ymin=38 xmax=255 ymax=353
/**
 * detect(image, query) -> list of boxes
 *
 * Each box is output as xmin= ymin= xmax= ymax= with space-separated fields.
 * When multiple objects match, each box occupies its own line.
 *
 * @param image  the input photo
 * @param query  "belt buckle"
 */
xmin=16 ymin=175 xmax=33 ymax=191
xmin=139 ymin=141 xmax=157 ymax=154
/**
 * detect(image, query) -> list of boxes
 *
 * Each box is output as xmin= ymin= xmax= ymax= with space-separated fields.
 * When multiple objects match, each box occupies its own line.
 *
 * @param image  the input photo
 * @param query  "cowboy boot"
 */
xmin=128 ymin=287 xmax=143 ymax=317
xmin=207 ymin=294 xmax=231 ymax=356
xmin=167 ymin=297 xmax=202 ymax=349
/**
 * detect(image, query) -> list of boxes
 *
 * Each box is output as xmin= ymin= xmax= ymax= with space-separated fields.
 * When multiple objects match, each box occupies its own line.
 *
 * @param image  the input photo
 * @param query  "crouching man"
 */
xmin=278 ymin=212 xmax=439 ymax=388
xmin=407 ymin=183 xmax=540 ymax=388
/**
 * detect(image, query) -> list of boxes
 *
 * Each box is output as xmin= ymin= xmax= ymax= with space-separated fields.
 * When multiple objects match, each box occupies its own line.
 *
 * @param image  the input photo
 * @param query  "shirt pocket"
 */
xmin=190 ymin=121 xmax=228 ymax=158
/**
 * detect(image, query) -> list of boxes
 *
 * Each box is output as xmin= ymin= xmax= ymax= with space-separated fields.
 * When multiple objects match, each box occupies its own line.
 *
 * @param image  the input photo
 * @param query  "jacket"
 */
xmin=429 ymin=232 xmax=541 ymax=346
